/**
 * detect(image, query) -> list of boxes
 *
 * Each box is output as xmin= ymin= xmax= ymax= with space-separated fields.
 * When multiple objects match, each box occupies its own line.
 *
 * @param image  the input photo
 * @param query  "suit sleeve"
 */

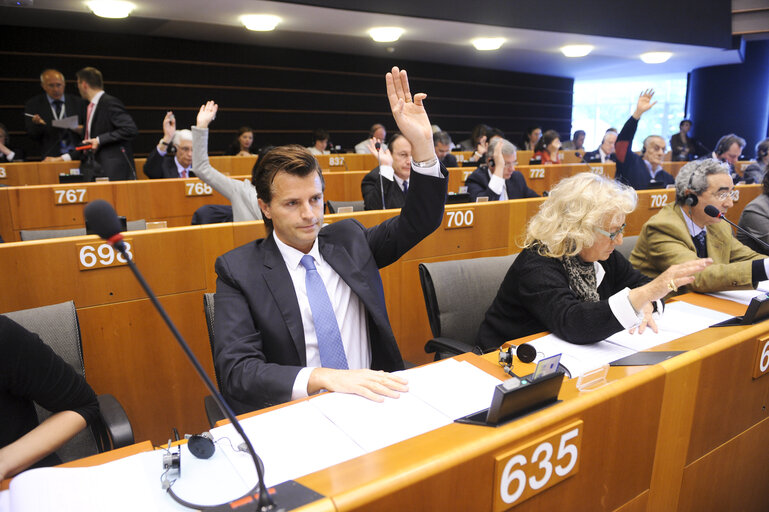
xmin=361 ymin=169 xmax=384 ymax=210
xmin=96 ymin=98 xmax=138 ymax=146
xmin=465 ymin=168 xmax=500 ymax=201
xmin=191 ymin=127 xmax=242 ymax=201
xmin=513 ymin=171 xmax=539 ymax=198
xmin=213 ymin=256 xmax=302 ymax=411
xmin=615 ymin=116 xmax=637 ymax=164
xmin=143 ymin=149 xmax=166 ymax=179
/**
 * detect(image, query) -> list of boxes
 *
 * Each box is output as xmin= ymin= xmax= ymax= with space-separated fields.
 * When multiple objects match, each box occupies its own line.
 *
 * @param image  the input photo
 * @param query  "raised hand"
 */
xmin=162 ymin=111 xmax=176 ymax=142
xmin=633 ymin=89 xmax=657 ymax=119
xmin=366 ymin=137 xmax=393 ymax=167
xmin=196 ymin=101 xmax=218 ymax=129
xmin=385 ymin=66 xmax=434 ymax=162
xmin=491 ymin=138 xmax=505 ymax=177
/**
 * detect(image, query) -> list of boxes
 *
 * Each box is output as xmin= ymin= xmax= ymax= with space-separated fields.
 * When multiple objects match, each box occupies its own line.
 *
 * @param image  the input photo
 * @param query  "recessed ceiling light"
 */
xmin=86 ymin=0 xmax=135 ymax=19
xmin=240 ymin=14 xmax=282 ymax=32
xmin=368 ymin=27 xmax=404 ymax=43
xmin=560 ymin=44 xmax=593 ymax=58
xmin=640 ymin=51 xmax=672 ymax=64
xmin=471 ymin=38 xmax=505 ymax=51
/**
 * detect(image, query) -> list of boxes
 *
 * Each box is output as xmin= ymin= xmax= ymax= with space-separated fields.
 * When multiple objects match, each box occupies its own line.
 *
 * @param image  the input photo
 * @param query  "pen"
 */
xmin=24 ymin=113 xmax=35 ymax=118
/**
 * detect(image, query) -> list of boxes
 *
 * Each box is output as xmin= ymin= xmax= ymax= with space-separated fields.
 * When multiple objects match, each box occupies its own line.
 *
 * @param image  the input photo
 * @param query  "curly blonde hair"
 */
xmin=524 ymin=172 xmax=637 ymax=258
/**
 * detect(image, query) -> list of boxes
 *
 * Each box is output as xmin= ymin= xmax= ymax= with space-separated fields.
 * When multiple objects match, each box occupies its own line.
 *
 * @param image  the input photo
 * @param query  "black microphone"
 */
xmin=84 ymin=199 xmax=281 ymax=512
xmin=120 ymin=147 xmax=137 ymax=180
xmin=704 ymin=205 xmax=769 ymax=253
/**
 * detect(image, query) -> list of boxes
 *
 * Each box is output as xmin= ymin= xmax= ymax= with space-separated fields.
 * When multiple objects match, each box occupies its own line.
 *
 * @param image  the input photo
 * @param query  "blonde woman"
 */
xmin=476 ymin=173 xmax=711 ymax=348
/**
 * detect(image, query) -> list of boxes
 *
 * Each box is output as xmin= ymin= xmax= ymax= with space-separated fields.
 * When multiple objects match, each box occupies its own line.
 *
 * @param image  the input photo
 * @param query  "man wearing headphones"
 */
xmin=630 ymin=158 xmax=767 ymax=292
xmin=713 ymin=133 xmax=749 ymax=183
xmin=614 ymin=90 xmax=675 ymax=189
xmin=465 ymin=137 xmax=538 ymax=201
xmin=583 ymin=128 xmax=618 ymax=164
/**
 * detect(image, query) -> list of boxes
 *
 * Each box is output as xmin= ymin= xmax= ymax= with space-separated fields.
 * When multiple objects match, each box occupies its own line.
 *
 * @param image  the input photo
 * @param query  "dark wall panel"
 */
xmin=1 ymin=25 xmax=572 ymax=159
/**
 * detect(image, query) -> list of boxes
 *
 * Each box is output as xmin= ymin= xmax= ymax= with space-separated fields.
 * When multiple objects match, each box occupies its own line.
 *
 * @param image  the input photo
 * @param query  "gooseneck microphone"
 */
xmin=83 ymin=199 xmax=281 ymax=512
xmin=704 ymin=205 xmax=769 ymax=253
xmin=375 ymin=141 xmax=386 ymax=209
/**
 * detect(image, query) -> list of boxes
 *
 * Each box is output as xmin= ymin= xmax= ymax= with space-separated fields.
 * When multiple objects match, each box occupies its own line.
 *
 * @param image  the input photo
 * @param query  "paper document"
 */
xmin=51 ymin=115 xmax=79 ymax=130
xmin=707 ymin=281 xmax=769 ymax=305
xmin=529 ymin=334 xmax=635 ymax=378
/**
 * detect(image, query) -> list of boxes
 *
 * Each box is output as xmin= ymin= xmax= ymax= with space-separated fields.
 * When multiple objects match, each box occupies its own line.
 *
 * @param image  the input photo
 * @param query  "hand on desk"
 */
xmin=308 ymin=368 xmax=408 ymax=402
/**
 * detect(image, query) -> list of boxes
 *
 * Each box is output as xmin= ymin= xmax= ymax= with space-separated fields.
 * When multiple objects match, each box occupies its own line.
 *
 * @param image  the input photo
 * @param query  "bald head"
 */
xmin=40 ymin=69 xmax=65 ymax=100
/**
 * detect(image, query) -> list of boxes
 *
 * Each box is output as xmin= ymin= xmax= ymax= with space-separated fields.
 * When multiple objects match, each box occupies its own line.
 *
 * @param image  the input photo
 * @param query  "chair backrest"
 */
xmin=126 ymin=219 xmax=147 ymax=231
xmin=20 ymin=228 xmax=87 ymax=241
xmin=202 ymin=293 xmax=223 ymax=391
xmin=192 ymin=204 xmax=234 ymax=225
xmin=419 ymin=253 xmax=518 ymax=346
xmin=615 ymin=235 xmax=638 ymax=261
xmin=3 ymin=301 xmax=99 ymax=462
xmin=327 ymin=200 xmax=365 ymax=214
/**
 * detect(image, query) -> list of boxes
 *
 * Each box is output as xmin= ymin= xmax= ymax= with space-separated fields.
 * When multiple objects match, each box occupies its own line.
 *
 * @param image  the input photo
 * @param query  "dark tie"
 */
xmin=52 ymin=100 xmax=63 ymax=117
xmin=300 ymin=255 xmax=348 ymax=369
xmin=692 ymin=231 xmax=707 ymax=258
xmin=403 ymin=180 xmax=408 ymax=194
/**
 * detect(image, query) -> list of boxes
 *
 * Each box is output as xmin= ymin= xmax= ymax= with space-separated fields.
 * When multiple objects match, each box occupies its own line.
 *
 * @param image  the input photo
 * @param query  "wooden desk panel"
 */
xmin=8 ymin=182 xmax=116 ymax=231
xmin=0 ymin=162 xmax=40 ymax=186
xmin=322 ymin=170 xmax=367 ymax=202
xmin=316 ymin=153 xmax=376 ymax=172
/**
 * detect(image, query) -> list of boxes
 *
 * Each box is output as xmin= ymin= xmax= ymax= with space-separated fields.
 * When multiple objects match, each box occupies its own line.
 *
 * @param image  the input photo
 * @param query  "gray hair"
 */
xmin=755 ymin=138 xmax=769 ymax=161
xmin=714 ymin=133 xmax=746 ymax=156
xmin=675 ymin=158 xmax=730 ymax=204
xmin=488 ymin=137 xmax=517 ymax=156
xmin=433 ymin=131 xmax=452 ymax=146
xmin=173 ymin=129 xmax=193 ymax=146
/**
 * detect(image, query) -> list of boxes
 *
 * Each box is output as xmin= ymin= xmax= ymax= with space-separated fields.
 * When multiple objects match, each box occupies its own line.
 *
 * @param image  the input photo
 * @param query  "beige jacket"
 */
xmin=630 ymin=203 xmax=764 ymax=292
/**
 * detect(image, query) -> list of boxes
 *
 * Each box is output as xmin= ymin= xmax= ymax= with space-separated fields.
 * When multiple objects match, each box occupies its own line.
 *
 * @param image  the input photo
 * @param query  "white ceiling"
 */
xmin=12 ymin=0 xmax=743 ymax=79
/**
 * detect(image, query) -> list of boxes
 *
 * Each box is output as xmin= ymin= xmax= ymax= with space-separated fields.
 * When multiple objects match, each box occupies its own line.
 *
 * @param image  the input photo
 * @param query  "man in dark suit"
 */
xmin=465 ymin=138 xmax=538 ymax=201
xmin=434 ymin=131 xmax=457 ymax=167
xmin=213 ymin=67 xmax=447 ymax=412
xmin=24 ymin=69 xmax=85 ymax=158
xmin=47 ymin=67 xmax=138 ymax=181
xmin=144 ymin=111 xmax=195 ymax=179
xmin=361 ymin=132 xmax=413 ymax=210
xmin=583 ymin=129 xmax=618 ymax=164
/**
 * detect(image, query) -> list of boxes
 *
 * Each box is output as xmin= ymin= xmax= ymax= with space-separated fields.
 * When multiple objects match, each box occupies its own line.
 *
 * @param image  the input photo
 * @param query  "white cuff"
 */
xmin=410 ymin=159 xmax=442 ymax=178
xmin=6 ymin=151 xmax=15 ymax=161
xmin=488 ymin=174 xmax=505 ymax=195
xmin=61 ymin=153 xmax=72 ymax=161
xmin=290 ymin=367 xmax=314 ymax=401
xmin=608 ymin=287 xmax=643 ymax=329
xmin=379 ymin=165 xmax=395 ymax=181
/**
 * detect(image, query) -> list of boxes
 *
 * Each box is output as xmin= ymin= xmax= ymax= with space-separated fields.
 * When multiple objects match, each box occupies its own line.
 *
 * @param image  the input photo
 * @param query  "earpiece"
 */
xmin=498 ymin=343 xmax=537 ymax=376
xmin=187 ymin=432 xmax=215 ymax=459
xmin=683 ymin=170 xmax=698 ymax=206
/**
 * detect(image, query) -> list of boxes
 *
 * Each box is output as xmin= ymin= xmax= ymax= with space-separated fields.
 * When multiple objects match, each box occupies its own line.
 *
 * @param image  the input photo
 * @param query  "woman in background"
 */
xmin=533 ymin=129 xmax=562 ymax=164
xmin=225 ymin=126 xmax=255 ymax=156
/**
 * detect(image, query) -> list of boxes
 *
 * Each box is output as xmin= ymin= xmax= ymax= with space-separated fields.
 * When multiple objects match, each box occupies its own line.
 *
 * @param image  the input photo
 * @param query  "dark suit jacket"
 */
xmin=465 ymin=166 xmax=539 ymax=201
xmin=214 ymin=164 xmax=448 ymax=412
xmin=71 ymin=93 xmax=138 ymax=181
xmin=24 ymin=94 xmax=86 ymax=158
xmin=361 ymin=166 xmax=407 ymax=210
xmin=615 ymin=117 xmax=675 ymax=190
xmin=143 ymin=148 xmax=195 ymax=179
xmin=440 ymin=153 xmax=458 ymax=168
xmin=583 ymin=149 xmax=617 ymax=164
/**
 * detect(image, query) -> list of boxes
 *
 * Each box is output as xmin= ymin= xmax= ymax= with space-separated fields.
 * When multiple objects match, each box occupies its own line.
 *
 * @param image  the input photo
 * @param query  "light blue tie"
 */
xmin=300 ymin=255 xmax=348 ymax=369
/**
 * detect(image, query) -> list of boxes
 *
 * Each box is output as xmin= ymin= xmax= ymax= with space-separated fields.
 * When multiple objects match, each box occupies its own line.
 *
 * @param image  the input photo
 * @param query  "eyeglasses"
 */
xmin=595 ymin=223 xmax=626 ymax=241
xmin=712 ymin=190 xmax=739 ymax=201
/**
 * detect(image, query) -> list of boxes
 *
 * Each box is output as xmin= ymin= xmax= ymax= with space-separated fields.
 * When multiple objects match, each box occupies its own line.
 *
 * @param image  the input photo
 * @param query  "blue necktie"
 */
xmin=402 ymin=180 xmax=408 ymax=194
xmin=693 ymin=231 xmax=707 ymax=258
xmin=300 ymin=255 xmax=348 ymax=369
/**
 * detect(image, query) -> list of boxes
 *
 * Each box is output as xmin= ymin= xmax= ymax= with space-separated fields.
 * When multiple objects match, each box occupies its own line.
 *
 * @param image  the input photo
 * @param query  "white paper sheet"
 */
xmin=528 ymin=334 xmax=635 ymax=378
xmin=707 ymin=281 xmax=769 ymax=305
xmin=398 ymin=359 xmax=502 ymax=419
xmin=210 ymin=400 xmax=365 ymax=488
xmin=51 ymin=115 xmax=79 ymax=130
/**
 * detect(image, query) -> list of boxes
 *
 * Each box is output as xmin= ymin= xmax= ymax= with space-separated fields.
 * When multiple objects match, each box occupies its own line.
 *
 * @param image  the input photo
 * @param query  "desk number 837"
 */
xmin=494 ymin=421 xmax=582 ymax=510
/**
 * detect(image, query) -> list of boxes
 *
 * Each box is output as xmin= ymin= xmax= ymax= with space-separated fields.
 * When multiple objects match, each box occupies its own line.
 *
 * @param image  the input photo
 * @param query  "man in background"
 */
xmin=433 ymin=131 xmax=457 ymax=167
xmin=465 ymin=138 xmax=538 ymax=201
xmin=144 ymin=111 xmax=194 ymax=179
xmin=355 ymin=123 xmax=387 ymax=154
xmin=584 ymin=129 xmax=618 ymax=163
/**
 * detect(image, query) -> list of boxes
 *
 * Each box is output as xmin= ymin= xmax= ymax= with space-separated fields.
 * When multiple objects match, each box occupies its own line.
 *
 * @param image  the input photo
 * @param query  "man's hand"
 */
xmin=308 ymin=368 xmax=408 ymax=402
xmin=196 ymin=101 xmax=218 ymax=129
xmin=366 ymin=137 xmax=393 ymax=167
xmin=82 ymin=137 xmax=99 ymax=151
xmin=633 ymin=89 xmax=657 ymax=119
xmin=32 ymin=114 xmax=46 ymax=126
xmin=385 ymin=66 xmax=434 ymax=162
xmin=491 ymin=139 xmax=505 ymax=177
xmin=162 ymin=111 xmax=176 ymax=143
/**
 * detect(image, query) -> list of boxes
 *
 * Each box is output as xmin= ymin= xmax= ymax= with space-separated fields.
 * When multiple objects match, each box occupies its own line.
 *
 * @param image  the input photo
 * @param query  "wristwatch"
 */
xmin=412 ymin=155 xmax=438 ymax=168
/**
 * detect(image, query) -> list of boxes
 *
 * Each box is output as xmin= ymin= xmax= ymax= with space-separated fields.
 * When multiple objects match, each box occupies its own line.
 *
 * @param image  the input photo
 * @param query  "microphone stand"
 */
xmin=713 ymin=211 xmax=769 ymax=253
xmin=110 ymin=238 xmax=280 ymax=512
xmin=376 ymin=142 xmax=385 ymax=209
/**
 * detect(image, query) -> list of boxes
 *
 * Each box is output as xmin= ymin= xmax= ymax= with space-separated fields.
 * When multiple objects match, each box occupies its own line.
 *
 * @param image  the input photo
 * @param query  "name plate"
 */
xmin=445 ymin=208 xmax=475 ymax=229
xmin=328 ymin=156 xmax=345 ymax=167
xmin=753 ymin=336 xmax=769 ymax=379
xmin=0 ymin=167 xmax=6 ymax=178
xmin=462 ymin=170 xmax=473 ymax=182
xmin=493 ymin=420 xmax=582 ymax=510
xmin=589 ymin=166 xmax=604 ymax=175
xmin=185 ymin=182 xmax=213 ymax=196
xmin=648 ymin=193 xmax=670 ymax=209
xmin=529 ymin=168 xmax=545 ymax=179
xmin=53 ymin=187 xmax=88 ymax=205
xmin=77 ymin=240 xmax=133 ymax=270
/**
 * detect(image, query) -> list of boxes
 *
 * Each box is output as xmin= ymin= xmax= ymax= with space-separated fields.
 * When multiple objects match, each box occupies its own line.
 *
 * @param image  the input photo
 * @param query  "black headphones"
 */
xmin=498 ymin=343 xmax=537 ymax=377
xmin=683 ymin=170 xmax=698 ymax=207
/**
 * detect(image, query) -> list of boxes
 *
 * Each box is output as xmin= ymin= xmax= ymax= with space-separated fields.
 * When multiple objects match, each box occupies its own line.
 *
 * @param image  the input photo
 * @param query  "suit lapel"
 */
xmin=261 ymin=236 xmax=308 ymax=364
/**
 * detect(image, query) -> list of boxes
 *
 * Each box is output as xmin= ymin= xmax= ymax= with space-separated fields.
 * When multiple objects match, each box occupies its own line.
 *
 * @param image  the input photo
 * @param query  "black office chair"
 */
xmin=202 ymin=293 xmax=226 ymax=427
xmin=419 ymin=254 xmax=518 ymax=360
xmin=191 ymin=204 xmax=234 ymax=225
xmin=3 ymin=301 xmax=134 ymax=461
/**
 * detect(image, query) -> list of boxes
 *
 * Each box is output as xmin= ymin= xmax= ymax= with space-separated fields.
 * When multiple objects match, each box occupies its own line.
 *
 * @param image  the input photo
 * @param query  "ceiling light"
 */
xmin=86 ymin=0 xmax=135 ymax=18
xmin=369 ymin=27 xmax=404 ymax=43
xmin=640 ymin=51 xmax=672 ymax=64
xmin=240 ymin=14 xmax=281 ymax=31
xmin=471 ymin=38 xmax=505 ymax=51
xmin=560 ymin=44 xmax=593 ymax=58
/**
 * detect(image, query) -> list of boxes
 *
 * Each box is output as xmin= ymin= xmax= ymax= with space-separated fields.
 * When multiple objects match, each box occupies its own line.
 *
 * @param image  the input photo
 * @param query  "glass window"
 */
xmin=572 ymin=74 xmax=687 ymax=152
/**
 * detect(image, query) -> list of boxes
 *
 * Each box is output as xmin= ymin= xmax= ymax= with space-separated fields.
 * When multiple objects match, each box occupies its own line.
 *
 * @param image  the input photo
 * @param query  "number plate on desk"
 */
xmin=529 ymin=168 xmax=545 ymax=179
xmin=445 ymin=209 xmax=474 ymax=229
xmin=0 ymin=167 xmax=6 ymax=178
xmin=53 ymin=187 xmax=88 ymax=205
xmin=753 ymin=336 xmax=769 ymax=379
xmin=649 ymin=193 xmax=670 ymax=209
xmin=493 ymin=420 xmax=582 ymax=511
xmin=185 ymin=182 xmax=213 ymax=196
xmin=77 ymin=240 xmax=133 ymax=270
xmin=328 ymin=156 xmax=345 ymax=167
xmin=589 ymin=166 xmax=604 ymax=175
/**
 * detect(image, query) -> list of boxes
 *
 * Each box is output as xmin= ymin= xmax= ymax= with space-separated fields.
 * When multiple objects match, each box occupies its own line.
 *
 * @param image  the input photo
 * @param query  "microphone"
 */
xmin=704 ymin=205 xmax=769 ymax=253
xmin=375 ymin=141 xmax=386 ymax=209
xmin=84 ymin=199 xmax=281 ymax=511
xmin=121 ymin=147 xmax=137 ymax=180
